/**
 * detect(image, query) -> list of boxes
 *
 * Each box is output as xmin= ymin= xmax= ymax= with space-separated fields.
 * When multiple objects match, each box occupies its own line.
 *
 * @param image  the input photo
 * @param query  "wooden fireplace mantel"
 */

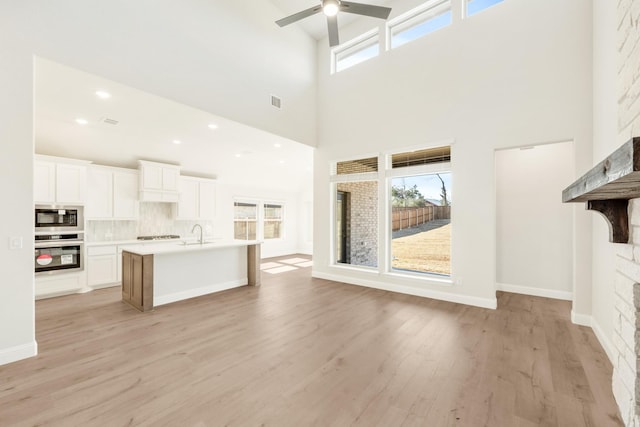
xmin=562 ymin=137 xmax=640 ymax=243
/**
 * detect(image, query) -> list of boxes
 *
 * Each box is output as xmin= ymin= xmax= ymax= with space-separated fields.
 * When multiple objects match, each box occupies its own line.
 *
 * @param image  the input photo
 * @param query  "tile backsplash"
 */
xmin=86 ymin=202 xmax=214 ymax=242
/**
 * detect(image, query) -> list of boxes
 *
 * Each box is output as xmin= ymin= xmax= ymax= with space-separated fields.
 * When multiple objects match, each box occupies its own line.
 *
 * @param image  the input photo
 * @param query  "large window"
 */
xmin=234 ymin=202 xmax=257 ymax=240
xmin=331 ymin=157 xmax=379 ymax=267
xmin=330 ymin=147 xmax=452 ymax=278
xmin=387 ymin=0 xmax=452 ymax=50
xmin=389 ymin=147 xmax=451 ymax=276
xmin=264 ymin=204 xmax=284 ymax=239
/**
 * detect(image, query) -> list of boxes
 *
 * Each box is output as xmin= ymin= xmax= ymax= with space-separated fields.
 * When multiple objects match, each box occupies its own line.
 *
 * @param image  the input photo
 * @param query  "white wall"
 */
xmin=0 ymin=0 xmax=316 ymax=365
xmin=313 ymin=0 xmax=593 ymax=310
xmin=590 ymin=0 xmax=619 ymax=359
xmin=495 ymin=142 xmax=574 ymax=299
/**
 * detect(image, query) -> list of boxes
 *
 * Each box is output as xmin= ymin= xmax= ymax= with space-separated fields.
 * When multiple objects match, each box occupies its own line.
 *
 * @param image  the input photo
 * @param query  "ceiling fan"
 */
xmin=276 ymin=0 xmax=392 ymax=47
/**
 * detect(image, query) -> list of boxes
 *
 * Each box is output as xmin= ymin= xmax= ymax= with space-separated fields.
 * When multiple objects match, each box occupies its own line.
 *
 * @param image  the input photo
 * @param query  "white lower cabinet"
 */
xmin=87 ymin=245 xmax=118 ymax=288
xmin=35 ymin=271 xmax=87 ymax=300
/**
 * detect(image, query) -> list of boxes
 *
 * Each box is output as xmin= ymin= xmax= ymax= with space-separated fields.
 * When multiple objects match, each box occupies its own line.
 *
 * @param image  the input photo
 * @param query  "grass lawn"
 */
xmin=391 ymin=223 xmax=451 ymax=275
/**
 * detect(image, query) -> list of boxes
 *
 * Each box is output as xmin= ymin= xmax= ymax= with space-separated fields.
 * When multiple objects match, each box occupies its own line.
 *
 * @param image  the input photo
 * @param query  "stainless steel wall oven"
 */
xmin=34 ymin=233 xmax=84 ymax=274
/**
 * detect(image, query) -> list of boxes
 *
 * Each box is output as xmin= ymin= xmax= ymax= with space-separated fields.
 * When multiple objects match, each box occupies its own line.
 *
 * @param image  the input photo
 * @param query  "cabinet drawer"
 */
xmin=87 ymin=245 xmax=117 ymax=256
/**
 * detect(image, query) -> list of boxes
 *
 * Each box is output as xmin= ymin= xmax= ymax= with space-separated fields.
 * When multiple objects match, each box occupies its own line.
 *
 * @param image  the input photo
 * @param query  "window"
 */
xmin=465 ymin=0 xmax=504 ymax=17
xmin=389 ymin=146 xmax=452 ymax=276
xmin=264 ymin=204 xmax=283 ymax=239
xmin=331 ymin=156 xmax=379 ymax=268
xmin=332 ymin=29 xmax=379 ymax=74
xmin=387 ymin=0 xmax=452 ymax=49
xmin=234 ymin=202 xmax=257 ymax=240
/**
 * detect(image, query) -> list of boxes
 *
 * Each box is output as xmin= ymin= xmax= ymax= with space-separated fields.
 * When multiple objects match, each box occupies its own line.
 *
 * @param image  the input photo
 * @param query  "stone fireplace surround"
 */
xmin=613 ymin=200 xmax=640 ymax=426
xmin=562 ymin=138 xmax=640 ymax=426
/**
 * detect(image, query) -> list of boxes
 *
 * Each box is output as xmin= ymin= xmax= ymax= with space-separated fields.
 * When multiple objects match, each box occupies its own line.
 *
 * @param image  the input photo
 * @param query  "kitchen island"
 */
xmin=121 ymin=240 xmax=261 ymax=312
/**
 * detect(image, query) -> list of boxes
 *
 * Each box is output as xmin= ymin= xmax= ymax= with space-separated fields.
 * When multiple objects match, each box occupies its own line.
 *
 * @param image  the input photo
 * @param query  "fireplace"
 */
xmin=563 ymin=137 xmax=640 ymax=425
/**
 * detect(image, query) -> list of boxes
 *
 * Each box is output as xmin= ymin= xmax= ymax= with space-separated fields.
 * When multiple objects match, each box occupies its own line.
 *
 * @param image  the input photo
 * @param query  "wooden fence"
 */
xmin=392 ymin=206 xmax=451 ymax=231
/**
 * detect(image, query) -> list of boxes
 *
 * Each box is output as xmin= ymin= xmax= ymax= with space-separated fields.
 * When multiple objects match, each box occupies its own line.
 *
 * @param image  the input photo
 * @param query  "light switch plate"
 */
xmin=9 ymin=237 xmax=23 ymax=250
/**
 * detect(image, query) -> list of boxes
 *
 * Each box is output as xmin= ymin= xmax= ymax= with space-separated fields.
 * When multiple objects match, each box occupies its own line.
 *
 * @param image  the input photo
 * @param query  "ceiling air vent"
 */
xmin=270 ymin=95 xmax=282 ymax=109
xmin=101 ymin=117 xmax=119 ymax=125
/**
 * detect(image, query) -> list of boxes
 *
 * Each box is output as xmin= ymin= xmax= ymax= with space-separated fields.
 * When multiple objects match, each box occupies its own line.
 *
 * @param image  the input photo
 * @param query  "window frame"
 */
xmin=331 ymin=28 xmax=380 ymax=74
xmin=385 ymin=161 xmax=452 ymax=278
xmin=328 ymin=142 xmax=455 ymax=285
xmin=386 ymin=0 xmax=452 ymax=50
xmin=233 ymin=199 xmax=259 ymax=241
xmin=263 ymin=202 xmax=285 ymax=241
xmin=464 ymin=0 xmax=505 ymax=18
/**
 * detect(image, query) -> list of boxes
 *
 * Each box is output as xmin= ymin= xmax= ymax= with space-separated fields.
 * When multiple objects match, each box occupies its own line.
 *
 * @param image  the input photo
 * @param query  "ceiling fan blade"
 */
xmin=327 ymin=15 xmax=340 ymax=47
xmin=276 ymin=5 xmax=323 ymax=27
xmin=340 ymin=1 xmax=392 ymax=19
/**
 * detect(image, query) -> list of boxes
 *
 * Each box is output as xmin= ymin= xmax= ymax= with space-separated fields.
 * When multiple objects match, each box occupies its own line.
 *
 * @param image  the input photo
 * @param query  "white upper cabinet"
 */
xmin=113 ymin=170 xmax=138 ymax=219
xmin=138 ymin=160 xmax=180 ymax=202
xmin=34 ymin=156 xmax=88 ymax=205
xmin=86 ymin=165 xmax=138 ymax=220
xmin=176 ymin=176 xmax=216 ymax=220
xmin=34 ymin=161 xmax=56 ymax=203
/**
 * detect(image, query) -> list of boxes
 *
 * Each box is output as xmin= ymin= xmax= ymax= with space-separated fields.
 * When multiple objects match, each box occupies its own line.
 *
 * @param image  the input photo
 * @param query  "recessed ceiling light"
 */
xmin=95 ymin=90 xmax=111 ymax=99
xmin=208 ymin=123 xmax=218 ymax=130
xmin=279 ymin=160 xmax=285 ymax=164
xmin=235 ymin=154 xmax=241 ymax=158
xmin=274 ymin=143 xmax=282 ymax=148
xmin=75 ymin=118 xmax=88 ymax=125
xmin=173 ymin=140 xmax=182 ymax=145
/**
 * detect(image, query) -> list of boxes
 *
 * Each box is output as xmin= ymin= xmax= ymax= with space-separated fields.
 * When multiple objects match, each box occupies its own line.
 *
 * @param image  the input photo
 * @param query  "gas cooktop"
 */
xmin=136 ymin=235 xmax=181 ymax=241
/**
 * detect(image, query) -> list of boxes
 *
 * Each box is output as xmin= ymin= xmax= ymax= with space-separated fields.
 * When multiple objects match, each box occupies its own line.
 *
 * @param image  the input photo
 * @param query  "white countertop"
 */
xmin=86 ymin=237 xmax=209 ymax=247
xmin=121 ymin=240 xmax=262 ymax=256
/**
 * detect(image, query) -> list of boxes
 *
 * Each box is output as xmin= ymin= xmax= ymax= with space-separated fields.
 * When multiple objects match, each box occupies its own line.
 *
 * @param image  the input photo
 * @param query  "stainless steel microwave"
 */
xmin=34 ymin=205 xmax=84 ymax=233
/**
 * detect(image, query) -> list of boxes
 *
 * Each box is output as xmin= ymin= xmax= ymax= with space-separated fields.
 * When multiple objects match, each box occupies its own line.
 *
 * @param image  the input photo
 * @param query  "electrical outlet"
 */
xmin=9 ymin=237 xmax=23 ymax=250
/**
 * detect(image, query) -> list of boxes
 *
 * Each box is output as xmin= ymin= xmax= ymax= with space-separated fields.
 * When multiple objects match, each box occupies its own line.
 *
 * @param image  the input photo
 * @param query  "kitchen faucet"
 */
xmin=191 ymin=224 xmax=203 ymax=244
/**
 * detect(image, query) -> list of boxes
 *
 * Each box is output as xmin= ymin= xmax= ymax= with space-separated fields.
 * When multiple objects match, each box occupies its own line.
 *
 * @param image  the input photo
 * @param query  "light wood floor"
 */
xmin=0 ymin=255 xmax=623 ymax=426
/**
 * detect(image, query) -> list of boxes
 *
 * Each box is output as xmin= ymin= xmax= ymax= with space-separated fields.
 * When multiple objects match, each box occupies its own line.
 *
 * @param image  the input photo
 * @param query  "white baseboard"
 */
xmin=154 ymin=278 xmax=247 ymax=307
xmin=591 ymin=317 xmax=615 ymax=365
xmin=0 ymin=341 xmax=37 ymax=366
xmin=312 ymin=270 xmax=497 ymax=310
xmin=571 ymin=310 xmax=592 ymax=326
xmin=496 ymin=282 xmax=573 ymax=301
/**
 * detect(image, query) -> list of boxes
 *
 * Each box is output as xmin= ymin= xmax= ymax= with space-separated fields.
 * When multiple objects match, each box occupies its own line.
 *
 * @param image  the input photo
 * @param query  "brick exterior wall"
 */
xmin=337 ymin=181 xmax=378 ymax=267
xmin=615 ymin=1 xmax=640 ymax=425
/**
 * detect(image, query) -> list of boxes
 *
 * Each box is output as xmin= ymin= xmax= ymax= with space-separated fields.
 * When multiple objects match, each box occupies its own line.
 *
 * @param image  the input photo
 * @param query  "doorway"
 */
xmin=495 ymin=141 xmax=574 ymax=299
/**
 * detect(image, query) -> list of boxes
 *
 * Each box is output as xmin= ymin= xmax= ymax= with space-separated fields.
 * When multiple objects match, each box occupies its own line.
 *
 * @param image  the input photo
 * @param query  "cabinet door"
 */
xmin=162 ymin=167 xmax=179 ymax=191
xmin=34 ymin=161 xmax=56 ymax=204
xmin=86 ymin=168 xmax=113 ymax=218
xmin=56 ymin=164 xmax=86 ymax=204
xmin=141 ymin=164 xmax=163 ymax=190
xmin=87 ymin=254 xmax=118 ymax=286
xmin=199 ymin=180 xmax=216 ymax=219
xmin=113 ymin=171 xmax=138 ymax=219
xmin=177 ymin=178 xmax=199 ymax=219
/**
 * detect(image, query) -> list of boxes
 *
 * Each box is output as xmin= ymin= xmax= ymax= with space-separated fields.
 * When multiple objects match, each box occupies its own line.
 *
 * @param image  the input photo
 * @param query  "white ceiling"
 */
xmin=270 ymin=0 xmax=393 ymax=41
xmin=34 ymin=58 xmax=314 ymax=193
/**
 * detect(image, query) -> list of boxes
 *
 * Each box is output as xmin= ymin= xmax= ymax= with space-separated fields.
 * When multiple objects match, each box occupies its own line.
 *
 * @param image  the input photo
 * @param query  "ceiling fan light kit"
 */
xmin=323 ymin=0 xmax=340 ymax=17
xmin=276 ymin=0 xmax=392 ymax=47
